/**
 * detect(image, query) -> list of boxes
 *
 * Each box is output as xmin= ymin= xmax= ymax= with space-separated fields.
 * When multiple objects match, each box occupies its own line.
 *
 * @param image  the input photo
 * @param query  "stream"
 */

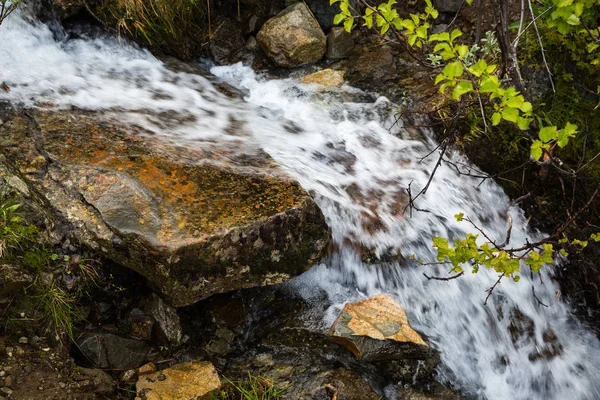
xmin=1 ymin=9 xmax=600 ymax=400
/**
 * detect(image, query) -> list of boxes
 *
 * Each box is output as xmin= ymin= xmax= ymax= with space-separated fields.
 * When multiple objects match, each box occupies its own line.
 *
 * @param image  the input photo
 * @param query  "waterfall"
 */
xmin=1 ymin=11 xmax=599 ymax=400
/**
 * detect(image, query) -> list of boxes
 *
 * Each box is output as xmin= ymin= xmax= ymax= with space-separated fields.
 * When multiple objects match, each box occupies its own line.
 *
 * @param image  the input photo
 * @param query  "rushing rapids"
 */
xmin=1 ymin=10 xmax=600 ymax=400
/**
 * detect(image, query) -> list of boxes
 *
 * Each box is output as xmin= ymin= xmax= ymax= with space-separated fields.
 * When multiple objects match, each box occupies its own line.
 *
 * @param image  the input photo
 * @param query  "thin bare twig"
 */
xmin=423 ymin=271 xmax=464 ymax=281
xmin=496 ymin=214 xmax=513 ymax=248
xmin=530 ymin=270 xmax=548 ymax=307
xmin=528 ymin=0 xmax=555 ymax=92
xmin=484 ymin=273 xmax=505 ymax=305
xmin=511 ymin=5 xmax=554 ymax=48
xmin=514 ymin=0 xmax=526 ymax=49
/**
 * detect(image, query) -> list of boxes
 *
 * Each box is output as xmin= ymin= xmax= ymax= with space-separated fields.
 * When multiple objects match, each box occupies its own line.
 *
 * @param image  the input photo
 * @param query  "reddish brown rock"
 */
xmin=0 ymin=110 xmax=330 ymax=307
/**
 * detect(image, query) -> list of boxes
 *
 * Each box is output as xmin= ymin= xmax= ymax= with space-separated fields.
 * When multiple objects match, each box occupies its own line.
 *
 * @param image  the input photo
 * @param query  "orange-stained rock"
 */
xmin=0 ymin=110 xmax=330 ymax=307
xmin=328 ymin=294 xmax=430 ymax=362
xmin=137 ymin=362 xmax=158 ymax=377
xmin=135 ymin=362 xmax=220 ymax=400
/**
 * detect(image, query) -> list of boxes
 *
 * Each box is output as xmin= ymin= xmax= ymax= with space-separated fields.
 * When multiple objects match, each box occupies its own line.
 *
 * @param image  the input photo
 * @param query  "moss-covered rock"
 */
xmin=0 ymin=109 xmax=330 ymax=307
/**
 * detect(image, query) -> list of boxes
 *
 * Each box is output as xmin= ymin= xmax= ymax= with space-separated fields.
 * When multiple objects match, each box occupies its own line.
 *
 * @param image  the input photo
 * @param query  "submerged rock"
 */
xmin=0 ymin=110 xmax=330 ymax=307
xmin=135 ymin=362 xmax=221 ymax=400
xmin=257 ymin=3 xmax=327 ymax=67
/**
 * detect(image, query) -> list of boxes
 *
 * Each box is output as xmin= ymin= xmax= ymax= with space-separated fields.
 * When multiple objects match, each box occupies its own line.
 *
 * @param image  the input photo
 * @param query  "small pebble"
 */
xmin=15 ymin=347 xmax=25 ymax=357
xmin=4 ymin=348 xmax=13 ymax=358
xmin=0 ymin=387 xmax=12 ymax=396
xmin=0 ymin=371 xmax=5 ymax=377
xmin=4 ymin=376 xmax=14 ymax=387
xmin=41 ymin=347 xmax=50 ymax=352
xmin=59 ymin=382 xmax=66 ymax=389
xmin=18 ymin=337 xmax=28 ymax=345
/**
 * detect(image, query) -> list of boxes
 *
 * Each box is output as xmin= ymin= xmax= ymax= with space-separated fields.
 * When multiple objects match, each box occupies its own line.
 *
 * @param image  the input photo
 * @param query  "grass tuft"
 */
xmin=211 ymin=373 xmax=289 ymax=400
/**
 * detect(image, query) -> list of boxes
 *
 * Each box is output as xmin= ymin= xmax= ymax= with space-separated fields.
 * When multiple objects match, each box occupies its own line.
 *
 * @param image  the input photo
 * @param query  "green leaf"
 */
xmin=454 ymin=212 xmax=464 ymax=221
xmin=402 ymin=18 xmax=416 ymax=31
xmin=531 ymin=140 xmax=543 ymax=160
xmin=468 ymin=59 xmax=488 ymax=77
xmin=439 ymin=81 xmax=455 ymax=94
xmin=433 ymin=42 xmax=451 ymax=53
xmin=344 ymin=17 xmax=354 ymax=32
xmin=452 ymin=81 xmax=473 ymax=100
xmin=513 ymin=275 xmax=520 ymax=282
xmin=456 ymin=45 xmax=469 ymax=58
xmin=506 ymin=95 xmax=524 ymax=109
xmin=502 ymin=107 xmax=519 ymax=123
xmin=492 ymin=112 xmax=502 ymax=126
xmin=566 ymin=13 xmax=580 ymax=25
xmin=339 ymin=1 xmax=349 ymax=14
xmin=427 ymin=7 xmax=439 ymax=19
xmin=334 ymin=14 xmax=345 ymax=25
xmin=539 ymin=126 xmax=558 ymax=142
xmin=519 ymin=101 xmax=533 ymax=113
xmin=479 ymin=76 xmax=500 ymax=93
xmin=408 ymin=34 xmax=417 ymax=46
xmin=434 ymin=73 xmax=446 ymax=85
xmin=563 ymin=121 xmax=578 ymax=136
xmin=517 ymin=117 xmax=532 ymax=130
xmin=410 ymin=13 xmax=420 ymax=25
xmin=380 ymin=21 xmax=390 ymax=34
xmin=416 ymin=25 xmax=429 ymax=39
xmin=363 ymin=14 xmax=373 ymax=28
xmin=442 ymin=61 xmax=464 ymax=78
xmin=450 ymin=29 xmax=463 ymax=43
xmin=429 ymin=32 xmax=450 ymax=42
xmin=556 ymin=0 xmax=574 ymax=7
xmin=330 ymin=0 xmax=341 ymax=5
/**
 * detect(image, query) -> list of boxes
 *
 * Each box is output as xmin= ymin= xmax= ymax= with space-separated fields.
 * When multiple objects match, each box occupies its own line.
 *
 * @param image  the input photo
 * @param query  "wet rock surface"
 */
xmin=0 ymin=109 xmax=330 ymax=307
xmin=257 ymin=3 xmax=327 ymax=67
xmin=143 ymin=294 xmax=184 ymax=347
xmin=180 ymin=286 xmax=454 ymax=399
xmin=328 ymin=294 xmax=430 ymax=361
xmin=135 ymin=361 xmax=221 ymax=400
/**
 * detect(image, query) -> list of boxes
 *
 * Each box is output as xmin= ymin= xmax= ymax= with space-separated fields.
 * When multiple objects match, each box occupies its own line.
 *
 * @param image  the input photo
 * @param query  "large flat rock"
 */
xmin=0 ymin=109 xmax=330 ymax=306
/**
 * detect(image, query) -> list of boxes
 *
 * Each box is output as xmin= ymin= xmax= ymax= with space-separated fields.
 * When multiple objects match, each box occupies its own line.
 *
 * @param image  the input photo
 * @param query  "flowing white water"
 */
xmin=2 ymin=12 xmax=600 ymax=400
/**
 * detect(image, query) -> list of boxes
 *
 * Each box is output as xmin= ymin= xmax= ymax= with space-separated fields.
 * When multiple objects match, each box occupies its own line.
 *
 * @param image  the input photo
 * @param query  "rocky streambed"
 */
xmin=1 ymin=1 xmax=599 ymax=400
